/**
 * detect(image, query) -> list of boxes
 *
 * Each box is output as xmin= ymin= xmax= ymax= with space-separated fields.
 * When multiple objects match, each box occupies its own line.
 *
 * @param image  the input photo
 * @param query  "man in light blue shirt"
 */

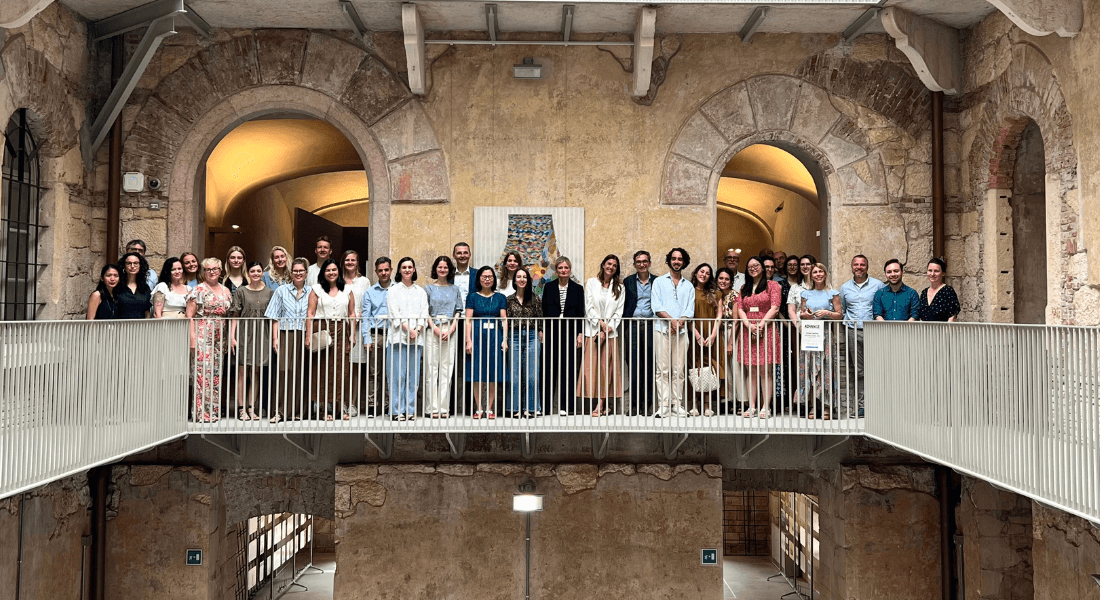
xmin=838 ymin=254 xmax=884 ymax=419
xmin=651 ymin=248 xmax=696 ymax=418
xmin=361 ymin=257 xmax=393 ymax=416
xmin=624 ymin=250 xmax=656 ymax=416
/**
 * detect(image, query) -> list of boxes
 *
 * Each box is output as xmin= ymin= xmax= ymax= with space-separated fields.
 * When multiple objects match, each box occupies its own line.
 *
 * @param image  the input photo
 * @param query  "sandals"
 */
xmin=238 ymin=408 xmax=252 ymax=421
xmin=342 ymin=411 xmax=351 ymax=421
xmin=269 ymin=412 xmax=284 ymax=423
xmin=759 ymin=409 xmax=771 ymax=419
xmin=248 ymin=409 xmax=260 ymax=421
xmin=742 ymin=408 xmax=758 ymax=418
xmin=487 ymin=411 xmax=496 ymax=420
xmin=473 ymin=411 xmax=483 ymax=420
xmin=591 ymin=409 xmax=602 ymax=418
xmin=689 ymin=408 xmax=700 ymax=417
xmin=440 ymin=412 xmax=449 ymax=419
xmin=703 ymin=408 xmax=715 ymax=417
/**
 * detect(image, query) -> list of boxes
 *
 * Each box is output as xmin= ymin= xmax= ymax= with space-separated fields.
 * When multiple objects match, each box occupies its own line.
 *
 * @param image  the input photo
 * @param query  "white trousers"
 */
xmin=424 ymin=327 xmax=457 ymax=414
xmin=654 ymin=330 xmax=688 ymax=409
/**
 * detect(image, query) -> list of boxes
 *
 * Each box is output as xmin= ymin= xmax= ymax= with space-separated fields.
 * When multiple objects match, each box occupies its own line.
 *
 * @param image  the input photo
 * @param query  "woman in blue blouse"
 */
xmin=465 ymin=266 xmax=508 ymax=419
xmin=797 ymin=263 xmax=841 ymax=420
xmin=425 ymin=256 xmax=463 ymax=418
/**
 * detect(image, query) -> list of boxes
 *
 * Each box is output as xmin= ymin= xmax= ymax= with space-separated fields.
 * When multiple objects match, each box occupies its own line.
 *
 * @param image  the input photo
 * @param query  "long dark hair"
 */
xmin=432 ymin=255 xmax=456 ymax=283
xmin=715 ymin=267 xmax=737 ymax=299
xmin=96 ymin=264 xmax=120 ymax=302
xmin=395 ymin=257 xmax=418 ymax=285
xmin=785 ymin=255 xmax=803 ymax=285
xmin=740 ymin=256 xmax=768 ymax=298
xmin=120 ymin=251 xmax=151 ymax=294
xmin=498 ymin=251 xmax=523 ymax=288
xmin=317 ymin=258 xmax=346 ymax=292
xmin=597 ymin=254 xmax=623 ymax=299
xmin=513 ymin=267 xmax=535 ymax=304
xmin=159 ymin=257 xmax=182 ymax=285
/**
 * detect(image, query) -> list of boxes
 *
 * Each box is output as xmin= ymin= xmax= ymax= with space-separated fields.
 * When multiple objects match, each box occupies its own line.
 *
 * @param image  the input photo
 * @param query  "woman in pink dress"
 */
xmin=735 ymin=256 xmax=782 ymax=419
xmin=187 ymin=257 xmax=233 ymax=422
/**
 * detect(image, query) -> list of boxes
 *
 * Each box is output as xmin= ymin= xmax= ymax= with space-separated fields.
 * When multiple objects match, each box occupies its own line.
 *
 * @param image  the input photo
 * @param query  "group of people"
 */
xmin=85 ymin=237 xmax=961 ymax=423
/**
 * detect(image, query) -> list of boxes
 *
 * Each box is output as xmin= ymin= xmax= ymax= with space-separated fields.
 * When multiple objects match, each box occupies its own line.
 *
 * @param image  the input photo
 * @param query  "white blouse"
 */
xmin=152 ymin=282 xmax=188 ymax=314
xmin=583 ymin=277 xmax=625 ymax=338
xmin=310 ymin=283 xmax=352 ymax=319
xmin=386 ymin=282 xmax=429 ymax=346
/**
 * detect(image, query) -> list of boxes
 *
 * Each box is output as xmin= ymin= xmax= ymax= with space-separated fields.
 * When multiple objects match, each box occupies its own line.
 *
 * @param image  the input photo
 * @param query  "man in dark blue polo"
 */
xmin=872 ymin=259 xmax=920 ymax=322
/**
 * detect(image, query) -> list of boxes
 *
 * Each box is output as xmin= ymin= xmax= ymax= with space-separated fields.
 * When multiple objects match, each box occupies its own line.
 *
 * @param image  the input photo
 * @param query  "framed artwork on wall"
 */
xmin=473 ymin=207 xmax=585 ymax=297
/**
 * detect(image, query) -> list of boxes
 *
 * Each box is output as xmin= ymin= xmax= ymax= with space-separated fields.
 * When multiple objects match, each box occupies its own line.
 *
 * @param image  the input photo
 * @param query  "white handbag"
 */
xmin=688 ymin=365 xmax=719 ymax=393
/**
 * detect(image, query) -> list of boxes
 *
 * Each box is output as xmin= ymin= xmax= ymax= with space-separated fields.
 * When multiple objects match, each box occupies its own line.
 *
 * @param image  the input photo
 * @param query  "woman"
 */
xmin=688 ymin=263 xmax=723 ymax=417
xmin=784 ymin=255 xmax=806 ymax=322
xmin=797 ymin=263 xmax=841 ymax=420
xmin=919 ymin=258 xmax=960 ymax=322
xmin=222 ymin=246 xmax=247 ymax=293
xmin=343 ymin=250 xmax=372 ymax=417
xmin=507 ymin=267 xmax=543 ymax=418
xmin=117 ymin=252 xmax=152 ymax=319
xmin=181 ymin=252 xmax=201 ymax=288
xmin=229 ymin=261 xmax=273 ymax=421
xmin=579 ymin=255 xmax=626 ymax=417
xmin=498 ymin=251 xmax=523 ymax=297
xmin=187 ymin=258 xmax=233 ymax=422
xmin=736 ymin=256 xmax=782 ymax=419
xmin=263 ymin=246 xmax=292 ymax=290
xmin=716 ymin=267 xmax=739 ymax=411
xmin=425 ymin=256 xmax=462 ymax=418
xmin=265 ymin=258 xmax=311 ymax=423
xmin=152 ymin=258 xmax=189 ymax=318
xmin=465 ymin=266 xmax=508 ymax=419
xmin=305 ymin=258 xmax=356 ymax=420
xmin=86 ymin=264 xmax=121 ymax=320
xmin=541 ymin=257 xmax=585 ymax=416
xmin=386 ymin=257 xmax=428 ymax=420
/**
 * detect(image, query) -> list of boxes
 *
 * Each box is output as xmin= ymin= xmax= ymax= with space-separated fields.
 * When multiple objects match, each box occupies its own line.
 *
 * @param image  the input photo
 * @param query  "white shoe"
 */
xmin=655 ymin=406 xmax=670 ymax=418
xmin=671 ymin=405 xmax=688 ymax=417
xmin=689 ymin=408 xmax=700 ymax=417
xmin=559 ymin=410 xmax=567 ymax=417
xmin=347 ymin=405 xmax=358 ymax=417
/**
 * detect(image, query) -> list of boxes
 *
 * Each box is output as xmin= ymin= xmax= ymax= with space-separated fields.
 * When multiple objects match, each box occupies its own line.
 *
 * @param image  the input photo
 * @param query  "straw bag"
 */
xmin=688 ymin=365 xmax=719 ymax=392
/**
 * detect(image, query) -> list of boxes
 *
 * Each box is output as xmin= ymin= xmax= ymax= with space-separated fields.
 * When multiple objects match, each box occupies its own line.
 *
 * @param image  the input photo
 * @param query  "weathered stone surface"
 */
xmin=820 ymin=133 xmax=868 ymax=169
xmin=700 ymin=82 xmax=756 ymax=143
xmin=196 ymin=35 xmax=260 ymax=97
xmin=476 ymin=463 xmax=528 ymax=475
xmin=791 ymin=83 xmax=840 ymax=145
xmin=663 ymin=154 xmax=711 ymax=206
xmin=703 ymin=464 xmax=723 ymax=478
xmin=389 ymin=150 xmax=449 ymax=202
xmin=436 ymin=463 xmax=476 ymax=477
xmin=336 ymin=464 xmax=379 ymax=483
xmin=554 ymin=464 xmax=598 ymax=494
xmin=340 ymin=56 xmax=411 ymax=126
xmin=379 ymin=464 xmax=436 ymax=474
xmin=370 ymin=101 xmax=441 ymax=161
xmin=130 ymin=465 xmax=174 ymax=486
xmin=835 ymin=156 xmax=888 ymax=205
xmin=905 ymin=163 xmax=933 ymax=197
xmin=674 ymin=464 xmax=703 ymax=476
xmin=300 ymin=32 xmax=368 ymax=97
xmin=350 ymin=481 xmax=387 ymax=509
xmin=597 ymin=463 xmax=636 ymax=477
xmin=747 ymin=75 xmax=802 ymax=131
xmin=1072 ymin=285 xmax=1100 ymax=325
xmin=255 ymin=29 xmax=308 ymax=85
xmin=637 ymin=464 xmax=674 ymax=481
xmin=153 ymin=60 xmax=220 ymax=124
xmin=671 ymin=112 xmax=729 ymax=168
xmin=527 ymin=463 xmax=556 ymax=478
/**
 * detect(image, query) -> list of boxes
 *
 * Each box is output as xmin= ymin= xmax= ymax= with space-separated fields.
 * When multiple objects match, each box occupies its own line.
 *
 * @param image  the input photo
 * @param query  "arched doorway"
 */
xmin=204 ymin=116 xmax=370 ymax=266
xmin=1010 ymin=120 xmax=1046 ymax=324
xmin=716 ymin=144 xmax=824 ymax=264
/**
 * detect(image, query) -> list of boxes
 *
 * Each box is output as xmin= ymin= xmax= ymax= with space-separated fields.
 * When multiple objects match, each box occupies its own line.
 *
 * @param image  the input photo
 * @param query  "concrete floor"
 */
xmin=254 ymin=551 xmax=335 ymax=600
xmin=723 ymin=555 xmax=806 ymax=600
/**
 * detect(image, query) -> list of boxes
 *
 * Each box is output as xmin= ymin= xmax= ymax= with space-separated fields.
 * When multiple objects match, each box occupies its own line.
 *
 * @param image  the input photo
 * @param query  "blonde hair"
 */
xmin=201 ymin=257 xmax=223 ymax=281
xmin=266 ymin=246 xmax=291 ymax=284
xmin=810 ymin=263 xmax=830 ymax=290
xmin=223 ymin=246 xmax=246 ymax=281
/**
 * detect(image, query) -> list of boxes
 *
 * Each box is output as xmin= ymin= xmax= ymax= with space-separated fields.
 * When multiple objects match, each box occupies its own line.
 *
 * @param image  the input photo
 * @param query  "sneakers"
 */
xmin=655 ymin=406 xmax=670 ymax=418
xmin=559 ymin=410 xmax=568 ymax=417
xmin=671 ymin=405 xmax=688 ymax=417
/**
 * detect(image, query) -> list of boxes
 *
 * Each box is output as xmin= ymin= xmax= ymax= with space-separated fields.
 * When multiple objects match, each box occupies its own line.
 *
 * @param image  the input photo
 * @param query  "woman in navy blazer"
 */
xmin=541 ymin=256 xmax=585 ymax=416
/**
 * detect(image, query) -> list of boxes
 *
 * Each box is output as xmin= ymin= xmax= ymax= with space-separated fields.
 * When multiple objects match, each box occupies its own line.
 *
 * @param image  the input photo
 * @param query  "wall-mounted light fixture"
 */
xmin=513 ymin=58 xmax=542 ymax=80
xmin=513 ymin=478 xmax=543 ymax=600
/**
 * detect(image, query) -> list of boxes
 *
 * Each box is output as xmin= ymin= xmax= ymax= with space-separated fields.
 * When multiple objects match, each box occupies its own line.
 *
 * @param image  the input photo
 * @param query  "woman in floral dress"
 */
xmin=187 ymin=257 xmax=233 ymax=422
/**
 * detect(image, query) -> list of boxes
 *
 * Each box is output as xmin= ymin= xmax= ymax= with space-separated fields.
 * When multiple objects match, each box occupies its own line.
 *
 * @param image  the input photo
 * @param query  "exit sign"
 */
xmin=186 ymin=549 xmax=203 ymax=566
xmin=701 ymin=549 xmax=719 ymax=565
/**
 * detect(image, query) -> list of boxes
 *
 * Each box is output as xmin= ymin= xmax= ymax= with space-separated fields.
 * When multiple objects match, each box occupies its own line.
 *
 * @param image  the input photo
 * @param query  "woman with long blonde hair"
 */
xmin=263 ymin=246 xmax=292 ymax=290
xmin=222 ymin=246 xmax=247 ymax=293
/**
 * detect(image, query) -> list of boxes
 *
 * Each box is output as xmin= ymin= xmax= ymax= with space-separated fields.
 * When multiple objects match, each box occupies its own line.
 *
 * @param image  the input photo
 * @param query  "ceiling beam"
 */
xmin=631 ymin=6 xmax=656 ymax=98
xmin=881 ymin=6 xmax=961 ymax=95
xmin=486 ymin=4 xmax=499 ymax=43
xmin=340 ymin=0 xmax=368 ymax=40
xmin=561 ymin=5 xmax=575 ymax=43
xmin=82 ymin=15 xmax=178 ymax=162
xmin=92 ymin=0 xmax=209 ymax=40
xmin=739 ymin=6 xmax=768 ymax=44
xmin=403 ymin=3 xmax=431 ymax=95
xmin=985 ymin=0 xmax=1081 ymax=37
xmin=841 ymin=7 xmax=880 ymax=40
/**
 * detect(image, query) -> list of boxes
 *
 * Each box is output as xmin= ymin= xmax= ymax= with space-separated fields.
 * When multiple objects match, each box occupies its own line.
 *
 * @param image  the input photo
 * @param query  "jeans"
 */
xmin=387 ymin=343 xmax=422 ymax=416
xmin=508 ymin=329 xmax=541 ymax=413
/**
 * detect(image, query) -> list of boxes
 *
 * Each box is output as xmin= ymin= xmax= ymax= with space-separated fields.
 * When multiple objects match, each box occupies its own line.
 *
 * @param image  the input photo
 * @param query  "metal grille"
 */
xmin=723 ymin=490 xmax=770 ymax=555
xmin=1 ymin=108 xmax=48 ymax=321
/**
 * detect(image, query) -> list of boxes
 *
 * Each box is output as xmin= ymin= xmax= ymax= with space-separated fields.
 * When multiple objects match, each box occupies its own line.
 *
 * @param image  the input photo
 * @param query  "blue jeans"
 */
xmin=509 ymin=330 xmax=541 ymax=413
xmin=387 ymin=343 xmax=422 ymax=416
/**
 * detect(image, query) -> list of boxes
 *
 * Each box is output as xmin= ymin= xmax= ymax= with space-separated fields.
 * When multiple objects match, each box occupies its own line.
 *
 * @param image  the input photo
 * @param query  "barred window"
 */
xmin=1 ymin=109 xmax=46 ymax=320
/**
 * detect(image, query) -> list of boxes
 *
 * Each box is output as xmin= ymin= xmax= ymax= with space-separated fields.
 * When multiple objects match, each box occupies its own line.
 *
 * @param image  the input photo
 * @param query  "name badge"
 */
xmin=482 ymin=322 xmax=495 ymax=330
xmin=749 ymin=306 xmax=760 ymax=313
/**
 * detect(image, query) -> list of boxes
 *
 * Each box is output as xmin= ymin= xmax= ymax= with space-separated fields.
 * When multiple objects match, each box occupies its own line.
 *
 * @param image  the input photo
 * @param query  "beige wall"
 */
xmin=0 ymin=476 xmax=88 ymax=600
xmin=718 ymin=208 xmax=772 ymax=264
xmin=334 ymin=463 xmax=724 ymax=600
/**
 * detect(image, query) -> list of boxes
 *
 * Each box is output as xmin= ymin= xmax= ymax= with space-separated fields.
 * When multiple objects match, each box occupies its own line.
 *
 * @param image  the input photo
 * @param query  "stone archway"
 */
xmin=122 ymin=30 xmax=451 ymax=262
xmin=964 ymin=42 xmax=1079 ymax=324
xmin=663 ymin=74 xmax=929 ymax=276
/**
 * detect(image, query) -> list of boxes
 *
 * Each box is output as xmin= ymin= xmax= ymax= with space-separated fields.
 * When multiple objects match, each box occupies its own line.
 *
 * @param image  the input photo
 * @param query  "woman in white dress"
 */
xmin=305 ymin=258 xmax=357 ymax=420
xmin=341 ymin=250 xmax=371 ymax=417
xmin=577 ymin=254 xmax=625 ymax=417
xmin=152 ymin=257 xmax=189 ymax=318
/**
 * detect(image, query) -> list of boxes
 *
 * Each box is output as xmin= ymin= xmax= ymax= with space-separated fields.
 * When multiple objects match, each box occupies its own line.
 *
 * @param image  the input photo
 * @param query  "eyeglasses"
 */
xmin=124 ymin=261 xmax=140 ymax=266
xmin=204 ymin=268 xmax=220 ymax=272
xmin=291 ymin=270 xmax=307 ymax=275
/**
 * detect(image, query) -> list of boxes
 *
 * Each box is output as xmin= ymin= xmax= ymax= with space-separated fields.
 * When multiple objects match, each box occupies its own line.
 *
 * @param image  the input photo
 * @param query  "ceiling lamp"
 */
xmin=513 ymin=58 xmax=542 ymax=80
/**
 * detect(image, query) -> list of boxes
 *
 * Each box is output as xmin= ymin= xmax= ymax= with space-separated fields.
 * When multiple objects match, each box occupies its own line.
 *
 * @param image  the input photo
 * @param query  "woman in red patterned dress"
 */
xmin=735 ymin=256 xmax=782 ymax=419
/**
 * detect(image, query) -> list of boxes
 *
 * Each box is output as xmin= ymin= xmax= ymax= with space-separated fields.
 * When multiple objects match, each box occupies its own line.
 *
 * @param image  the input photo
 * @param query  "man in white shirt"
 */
xmin=651 ymin=248 xmax=696 ymax=418
xmin=305 ymin=236 xmax=332 ymax=287
xmin=452 ymin=242 xmax=472 ymax=304
xmin=723 ymin=248 xmax=746 ymax=291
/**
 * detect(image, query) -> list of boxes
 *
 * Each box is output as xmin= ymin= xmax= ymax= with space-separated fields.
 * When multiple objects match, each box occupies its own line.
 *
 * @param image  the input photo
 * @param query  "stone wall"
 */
xmin=1031 ymin=501 xmax=1100 ymax=600
xmin=334 ymin=462 xmax=724 ymax=600
xmin=957 ymin=477 xmax=1034 ymax=600
xmin=0 ymin=474 xmax=89 ymax=600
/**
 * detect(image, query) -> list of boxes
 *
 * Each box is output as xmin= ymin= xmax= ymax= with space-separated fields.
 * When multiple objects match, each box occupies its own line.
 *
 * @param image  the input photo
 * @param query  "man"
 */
xmin=651 ymin=248 xmax=695 ymax=418
xmin=450 ymin=242 xmax=472 ymax=415
xmin=623 ymin=250 xmax=656 ymax=417
xmin=125 ymin=239 xmax=159 ymax=290
xmin=361 ymin=257 xmax=394 ymax=417
xmin=873 ymin=259 xmax=920 ymax=322
xmin=839 ymin=254 xmax=884 ymax=419
xmin=722 ymin=248 xmax=746 ymax=290
xmin=305 ymin=236 xmax=333 ymax=287
xmin=452 ymin=242 xmax=472 ymax=305
xmin=772 ymin=251 xmax=788 ymax=282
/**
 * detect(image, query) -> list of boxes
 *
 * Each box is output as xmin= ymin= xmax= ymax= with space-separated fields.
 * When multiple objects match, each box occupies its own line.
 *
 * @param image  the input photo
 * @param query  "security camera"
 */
xmin=148 ymin=177 xmax=161 ymax=190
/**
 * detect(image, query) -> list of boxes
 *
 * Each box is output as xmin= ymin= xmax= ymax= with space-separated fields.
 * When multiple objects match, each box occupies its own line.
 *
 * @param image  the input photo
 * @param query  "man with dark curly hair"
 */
xmin=651 ymin=247 xmax=695 ymax=418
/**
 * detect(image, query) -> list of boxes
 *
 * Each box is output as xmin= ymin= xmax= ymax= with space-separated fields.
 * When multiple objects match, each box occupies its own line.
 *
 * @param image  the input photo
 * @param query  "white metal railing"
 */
xmin=865 ymin=321 xmax=1100 ymax=525
xmin=0 ymin=319 xmax=189 ymax=497
xmin=188 ymin=316 xmax=867 ymax=434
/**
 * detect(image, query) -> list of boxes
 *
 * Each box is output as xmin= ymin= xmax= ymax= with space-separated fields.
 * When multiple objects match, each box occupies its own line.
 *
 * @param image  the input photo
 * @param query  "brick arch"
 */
xmin=125 ymin=30 xmax=450 ymax=260
xmin=0 ymin=33 xmax=80 ymax=159
xmin=663 ymin=74 xmax=899 ymax=271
